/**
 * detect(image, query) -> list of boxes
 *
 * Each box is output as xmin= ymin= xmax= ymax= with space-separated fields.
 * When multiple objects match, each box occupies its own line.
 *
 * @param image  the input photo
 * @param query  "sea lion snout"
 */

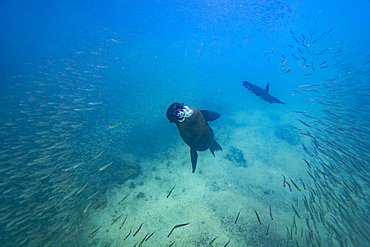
xmin=166 ymin=102 xmax=185 ymax=123
xmin=242 ymin=81 xmax=252 ymax=90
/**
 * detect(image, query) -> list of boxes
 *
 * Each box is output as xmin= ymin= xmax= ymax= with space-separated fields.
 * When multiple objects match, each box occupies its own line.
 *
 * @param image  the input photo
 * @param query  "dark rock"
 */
xmin=136 ymin=192 xmax=145 ymax=199
xmin=129 ymin=182 xmax=136 ymax=188
xmin=224 ymin=147 xmax=247 ymax=167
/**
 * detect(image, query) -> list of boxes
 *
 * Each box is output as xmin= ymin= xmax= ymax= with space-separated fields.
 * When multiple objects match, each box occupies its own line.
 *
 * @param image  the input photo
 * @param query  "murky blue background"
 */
xmin=0 ymin=0 xmax=369 ymax=246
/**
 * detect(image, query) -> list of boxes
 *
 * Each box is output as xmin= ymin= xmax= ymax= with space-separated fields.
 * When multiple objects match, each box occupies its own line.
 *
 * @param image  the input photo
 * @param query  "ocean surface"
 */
xmin=0 ymin=0 xmax=369 ymax=246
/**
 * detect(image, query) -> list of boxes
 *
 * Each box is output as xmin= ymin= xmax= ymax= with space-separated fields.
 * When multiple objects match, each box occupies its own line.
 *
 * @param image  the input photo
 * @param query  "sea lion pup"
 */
xmin=166 ymin=102 xmax=222 ymax=173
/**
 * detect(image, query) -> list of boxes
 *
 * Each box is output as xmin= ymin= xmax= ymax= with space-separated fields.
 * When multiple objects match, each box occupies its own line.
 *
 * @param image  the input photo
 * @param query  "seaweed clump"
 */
xmin=224 ymin=147 xmax=247 ymax=167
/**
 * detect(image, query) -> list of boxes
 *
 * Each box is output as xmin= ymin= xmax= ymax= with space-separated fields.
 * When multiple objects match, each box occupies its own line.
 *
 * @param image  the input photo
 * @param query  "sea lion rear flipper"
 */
xmin=270 ymin=96 xmax=285 ymax=104
xmin=201 ymin=110 xmax=221 ymax=121
xmin=276 ymin=97 xmax=285 ymax=104
xmin=209 ymin=140 xmax=222 ymax=156
xmin=190 ymin=148 xmax=198 ymax=173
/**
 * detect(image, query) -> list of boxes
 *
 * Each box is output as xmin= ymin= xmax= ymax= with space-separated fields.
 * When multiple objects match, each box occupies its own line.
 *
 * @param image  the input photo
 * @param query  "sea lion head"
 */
xmin=166 ymin=102 xmax=193 ymax=123
xmin=242 ymin=81 xmax=252 ymax=90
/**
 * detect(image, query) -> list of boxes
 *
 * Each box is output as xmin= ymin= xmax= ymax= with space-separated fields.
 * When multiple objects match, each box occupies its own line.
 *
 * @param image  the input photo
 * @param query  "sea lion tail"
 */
xmin=209 ymin=140 xmax=222 ymax=156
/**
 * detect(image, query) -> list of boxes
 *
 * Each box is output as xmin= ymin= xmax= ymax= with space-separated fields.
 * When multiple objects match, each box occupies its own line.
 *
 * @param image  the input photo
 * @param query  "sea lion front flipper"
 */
xmin=264 ymin=83 xmax=270 ymax=92
xmin=190 ymin=148 xmax=198 ymax=173
xmin=201 ymin=110 xmax=221 ymax=121
xmin=209 ymin=140 xmax=222 ymax=156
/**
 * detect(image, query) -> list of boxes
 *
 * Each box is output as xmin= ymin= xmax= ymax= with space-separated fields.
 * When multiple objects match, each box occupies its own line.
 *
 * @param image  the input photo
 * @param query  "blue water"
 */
xmin=0 ymin=0 xmax=369 ymax=246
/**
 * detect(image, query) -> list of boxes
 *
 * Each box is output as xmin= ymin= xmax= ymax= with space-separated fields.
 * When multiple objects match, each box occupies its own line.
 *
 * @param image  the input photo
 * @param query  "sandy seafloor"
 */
xmin=84 ymin=107 xmax=310 ymax=247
